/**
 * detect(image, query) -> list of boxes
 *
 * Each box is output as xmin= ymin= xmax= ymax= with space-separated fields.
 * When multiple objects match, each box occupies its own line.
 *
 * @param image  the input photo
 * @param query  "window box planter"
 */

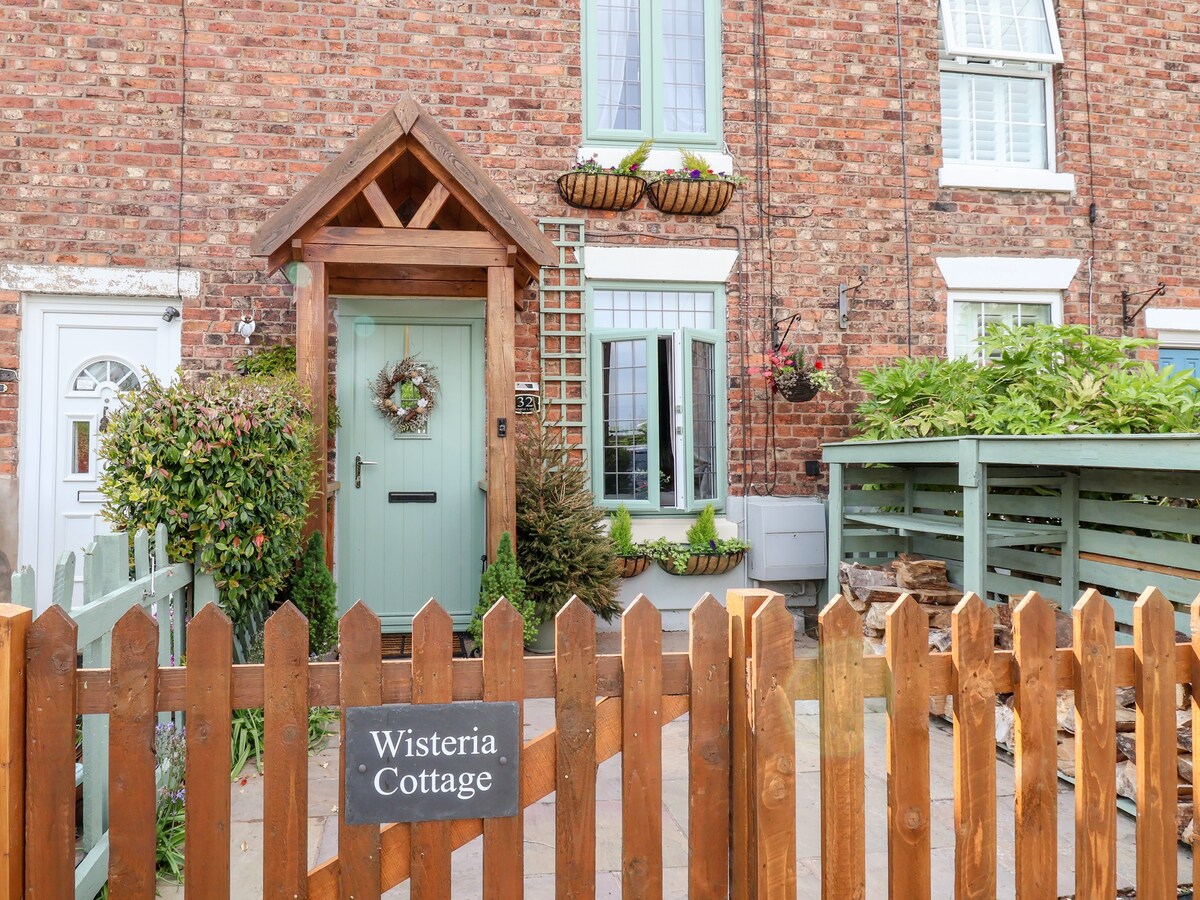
xmin=656 ymin=549 xmax=745 ymax=576
xmin=647 ymin=178 xmax=736 ymax=216
xmin=615 ymin=554 xmax=651 ymax=578
xmin=557 ymin=171 xmax=647 ymax=212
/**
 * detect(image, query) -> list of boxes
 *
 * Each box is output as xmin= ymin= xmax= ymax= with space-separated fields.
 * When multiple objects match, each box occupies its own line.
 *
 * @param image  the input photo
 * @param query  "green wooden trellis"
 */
xmin=537 ymin=218 xmax=588 ymax=453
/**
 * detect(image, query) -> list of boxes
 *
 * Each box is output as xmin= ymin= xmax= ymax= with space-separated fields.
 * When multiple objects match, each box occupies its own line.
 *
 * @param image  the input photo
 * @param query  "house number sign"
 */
xmin=343 ymin=701 xmax=520 ymax=824
xmin=515 ymin=394 xmax=540 ymax=414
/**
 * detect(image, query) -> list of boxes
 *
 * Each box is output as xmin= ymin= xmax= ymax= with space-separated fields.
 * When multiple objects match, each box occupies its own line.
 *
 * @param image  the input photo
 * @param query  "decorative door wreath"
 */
xmin=371 ymin=357 xmax=440 ymax=435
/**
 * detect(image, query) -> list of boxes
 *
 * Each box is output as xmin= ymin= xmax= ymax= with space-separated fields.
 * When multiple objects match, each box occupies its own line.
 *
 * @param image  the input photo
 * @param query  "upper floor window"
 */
xmin=589 ymin=284 xmax=726 ymax=512
xmin=584 ymin=0 xmax=722 ymax=149
xmin=937 ymin=0 xmax=1075 ymax=192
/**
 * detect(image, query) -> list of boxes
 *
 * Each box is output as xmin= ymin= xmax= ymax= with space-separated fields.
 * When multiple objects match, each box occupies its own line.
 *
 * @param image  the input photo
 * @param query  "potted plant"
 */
xmin=609 ymin=504 xmax=649 ymax=578
xmin=646 ymin=149 xmax=745 ymax=216
xmin=759 ymin=345 xmax=833 ymax=402
xmin=644 ymin=504 xmax=750 ymax=576
xmin=556 ymin=139 xmax=653 ymax=212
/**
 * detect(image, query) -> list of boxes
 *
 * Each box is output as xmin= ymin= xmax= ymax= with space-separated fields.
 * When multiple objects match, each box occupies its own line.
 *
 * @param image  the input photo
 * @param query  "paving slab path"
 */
xmin=158 ymin=633 xmax=1192 ymax=897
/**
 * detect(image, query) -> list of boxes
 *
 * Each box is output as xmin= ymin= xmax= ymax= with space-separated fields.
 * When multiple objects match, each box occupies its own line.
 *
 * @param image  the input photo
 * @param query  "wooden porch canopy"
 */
xmin=250 ymin=95 xmax=557 ymax=556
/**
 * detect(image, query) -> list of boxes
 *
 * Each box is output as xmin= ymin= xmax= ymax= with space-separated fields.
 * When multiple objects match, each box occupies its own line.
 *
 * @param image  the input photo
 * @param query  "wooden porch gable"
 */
xmin=250 ymin=95 xmax=556 ymax=558
xmin=249 ymin=93 xmax=556 ymax=292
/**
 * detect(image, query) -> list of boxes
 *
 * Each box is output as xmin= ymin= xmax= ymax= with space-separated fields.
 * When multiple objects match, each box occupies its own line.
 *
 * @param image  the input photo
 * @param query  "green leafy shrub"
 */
xmin=642 ymin=503 xmax=750 ymax=573
xmin=285 ymin=532 xmax=338 ymax=655
xmin=854 ymin=323 xmax=1200 ymax=440
xmin=238 ymin=343 xmax=341 ymax=432
xmin=609 ymin=504 xmax=640 ymax=557
xmin=516 ymin=418 xmax=620 ymax=623
xmin=470 ymin=532 xmax=537 ymax=646
xmin=99 ymin=371 xmax=316 ymax=627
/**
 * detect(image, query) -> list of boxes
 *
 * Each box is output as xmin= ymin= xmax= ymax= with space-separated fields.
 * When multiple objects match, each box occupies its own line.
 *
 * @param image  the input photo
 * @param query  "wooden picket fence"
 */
xmin=742 ymin=585 xmax=1196 ymax=898
xmin=1 ymin=583 xmax=1196 ymax=896
xmin=9 ymin=525 xmax=210 ymax=899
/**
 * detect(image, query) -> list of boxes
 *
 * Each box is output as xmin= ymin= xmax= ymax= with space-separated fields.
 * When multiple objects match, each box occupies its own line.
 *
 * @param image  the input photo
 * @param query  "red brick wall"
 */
xmin=2 ymin=0 xmax=1198 ymax=498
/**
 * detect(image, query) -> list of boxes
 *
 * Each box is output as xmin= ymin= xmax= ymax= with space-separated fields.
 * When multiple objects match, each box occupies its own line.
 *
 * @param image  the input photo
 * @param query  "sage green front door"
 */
xmin=337 ymin=300 xmax=486 ymax=631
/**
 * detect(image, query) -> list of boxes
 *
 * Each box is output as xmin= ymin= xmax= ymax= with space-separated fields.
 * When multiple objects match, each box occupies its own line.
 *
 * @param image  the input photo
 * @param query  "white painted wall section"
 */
xmin=583 ymin=246 xmax=738 ymax=283
xmin=936 ymin=256 xmax=1080 ymax=291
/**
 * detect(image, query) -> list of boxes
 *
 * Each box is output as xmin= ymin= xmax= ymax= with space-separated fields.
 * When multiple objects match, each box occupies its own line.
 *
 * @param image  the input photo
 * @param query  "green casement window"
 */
xmin=588 ymin=285 xmax=727 ymax=512
xmin=583 ymin=0 xmax=722 ymax=149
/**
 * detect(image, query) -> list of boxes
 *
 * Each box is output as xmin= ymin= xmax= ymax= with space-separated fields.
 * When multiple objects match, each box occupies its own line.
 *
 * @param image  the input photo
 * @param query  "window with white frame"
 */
xmin=949 ymin=290 xmax=1061 ymax=360
xmin=589 ymin=285 xmax=725 ymax=512
xmin=938 ymin=0 xmax=1072 ymax=190
xmin=583 ymin=0 xmax=721 ymax=149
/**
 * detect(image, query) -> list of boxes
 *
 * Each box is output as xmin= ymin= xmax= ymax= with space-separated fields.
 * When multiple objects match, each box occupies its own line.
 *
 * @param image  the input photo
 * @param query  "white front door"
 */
xmin=19 ymin=298 xmax=181 ymax=608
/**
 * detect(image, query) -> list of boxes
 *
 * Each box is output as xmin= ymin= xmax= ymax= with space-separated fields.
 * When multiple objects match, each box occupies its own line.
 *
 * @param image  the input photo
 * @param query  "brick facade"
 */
xmin=2 ymin=0 xmax=1198 ymax=512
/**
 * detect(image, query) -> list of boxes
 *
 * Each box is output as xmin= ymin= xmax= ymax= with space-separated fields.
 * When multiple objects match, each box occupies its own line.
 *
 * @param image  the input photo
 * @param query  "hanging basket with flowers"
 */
xmin=758 ymin=346 xmax=832 ymax=402
xmin=646 ymin=150 xmax=745 ymax=216
xmin=556 ymin=140 xmax=653 ymax=212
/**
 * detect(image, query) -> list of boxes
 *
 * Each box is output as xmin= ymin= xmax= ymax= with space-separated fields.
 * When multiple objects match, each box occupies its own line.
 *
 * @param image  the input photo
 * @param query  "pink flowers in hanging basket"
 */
xmin=755 ymin=346 xmax=832 ymax=401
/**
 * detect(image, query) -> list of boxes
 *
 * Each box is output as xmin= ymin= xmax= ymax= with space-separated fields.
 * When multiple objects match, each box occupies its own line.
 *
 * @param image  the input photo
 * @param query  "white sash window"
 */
xmin=938 ymin=0 xmax=1074 ymax=192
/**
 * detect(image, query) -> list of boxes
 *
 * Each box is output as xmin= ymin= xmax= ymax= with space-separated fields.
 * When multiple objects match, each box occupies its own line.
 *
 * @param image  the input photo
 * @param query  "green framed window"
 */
xmin=589 ymin=285 xmax=726 ymax=512
xmin=583 ymin=0 xmax=722 ymax=149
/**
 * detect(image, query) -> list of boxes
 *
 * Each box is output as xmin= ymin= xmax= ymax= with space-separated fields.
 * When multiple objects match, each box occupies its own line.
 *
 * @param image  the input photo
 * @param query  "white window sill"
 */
xmin=577 ymin=145 xmax=735 ymax=175
xmin=938 ymin=164 xmax=1076 ymax=193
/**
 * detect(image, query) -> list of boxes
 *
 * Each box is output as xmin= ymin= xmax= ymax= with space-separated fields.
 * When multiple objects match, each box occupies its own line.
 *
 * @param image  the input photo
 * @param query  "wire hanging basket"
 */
xmin=556 ymin=171 xmax=647 ymax=211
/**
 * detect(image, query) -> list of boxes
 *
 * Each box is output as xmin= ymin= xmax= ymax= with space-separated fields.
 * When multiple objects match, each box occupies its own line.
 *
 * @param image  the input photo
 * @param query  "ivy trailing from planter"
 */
xmin=642 ymin=504 xmax=750 ymax=575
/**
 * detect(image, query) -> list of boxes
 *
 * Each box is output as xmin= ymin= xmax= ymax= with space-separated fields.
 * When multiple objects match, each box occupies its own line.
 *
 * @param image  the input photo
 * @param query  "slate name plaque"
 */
xmin=344 ymin=701 xmax=520 ymax=824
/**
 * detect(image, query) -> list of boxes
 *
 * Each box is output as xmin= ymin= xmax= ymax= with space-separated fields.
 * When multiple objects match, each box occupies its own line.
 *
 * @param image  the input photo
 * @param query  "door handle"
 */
xmin=355 ymin=454 xmax=378 ymax=489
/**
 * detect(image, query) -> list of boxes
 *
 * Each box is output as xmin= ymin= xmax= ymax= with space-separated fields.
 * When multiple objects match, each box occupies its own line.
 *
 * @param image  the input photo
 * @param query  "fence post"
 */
xmin=727 ymin=588 xmax=775 ymax=900
xmin=0 ymin=603 xmax=32 ymax=898
xmin=193 ymin=562 xmax=219 ymax=609
xmin=750 ymin=594 xmax=796 ymax=897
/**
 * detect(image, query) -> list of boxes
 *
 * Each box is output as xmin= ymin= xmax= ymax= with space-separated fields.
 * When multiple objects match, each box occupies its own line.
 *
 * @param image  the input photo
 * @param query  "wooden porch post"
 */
xmin=294 ymin=260 xmax=329 ymax=541
xmin=486 ymin=264 xmax=517 ymax=560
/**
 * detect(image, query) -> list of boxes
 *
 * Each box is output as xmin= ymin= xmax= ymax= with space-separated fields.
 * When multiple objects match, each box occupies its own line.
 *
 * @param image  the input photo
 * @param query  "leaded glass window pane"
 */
xmin=690 ymin=339 xmax=717 ymax=501
xmin=601 ymin=340 xmax=650 ymax=501
xmin=595 ymin=0 xmax=643 ymax=131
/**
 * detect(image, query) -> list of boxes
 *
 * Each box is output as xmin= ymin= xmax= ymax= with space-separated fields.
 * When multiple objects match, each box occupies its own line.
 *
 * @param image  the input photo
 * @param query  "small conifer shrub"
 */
xmin=470 ymin=532 xmax=537 ymax=647
xmin=516 ymin=418 xmax=620 ymax=623
xmin=286 ymin=532 xmax=338 ymax=655
xmin=609 ymin=504 xmax=639 ymax=557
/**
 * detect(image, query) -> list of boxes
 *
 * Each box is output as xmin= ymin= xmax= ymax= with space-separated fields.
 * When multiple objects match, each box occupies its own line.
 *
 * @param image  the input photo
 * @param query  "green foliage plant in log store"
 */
xmin=99 ymin=371 xmax=316 ymax=627
xmin=470 ymin=531 xmax=537 ymax=647
xmin=854 ymin=323 xmax=1200 ymax=440
xmin=516 ymin=417 xmax=621 ymax=624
